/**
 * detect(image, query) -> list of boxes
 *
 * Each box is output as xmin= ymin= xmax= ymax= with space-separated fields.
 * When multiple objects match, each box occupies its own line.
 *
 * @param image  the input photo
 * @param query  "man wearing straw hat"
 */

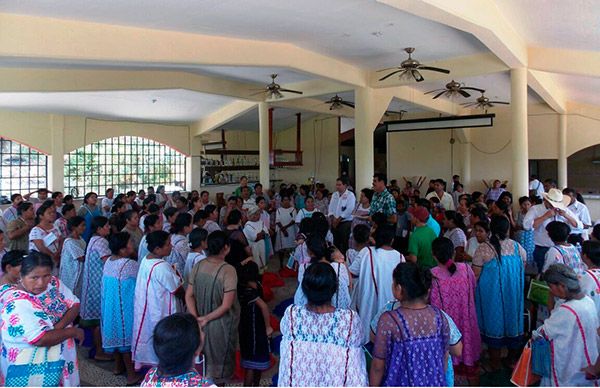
xmin=523 ymin=188 xmax=583 ymax=273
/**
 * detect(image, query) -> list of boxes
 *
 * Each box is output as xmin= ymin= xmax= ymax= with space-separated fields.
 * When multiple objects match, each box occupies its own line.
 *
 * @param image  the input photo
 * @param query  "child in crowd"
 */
xmin=59 ymin=215 xmax=87 ymax=298
xmin=141 ymin=313 xmax=213 ymax=387
xmin=133 ymin=230 xmax=183 ymax=370
xmin=102 ymin=232 xmax=141 ymax=385
xmin=139 ymin=214 xmax=163 ymax=260
xmin=274 ymin=194 xmax=297 ymax=268
xmin=543 ymin=220 xmax=586 ymax=274
xmin=237 ymin=262 xmax=272 ymax=386
xmin=347 ymin=224 xmax=371 ymax=274
xmin=167 ymin=213 xmax=193 ymax=276
xmin=54 ymin=203 xmax=76 ymax=238
xmin=430 ymin=237 xmax=480 ymax=383
xmin=184 ymin=227 xmax=208 ymax=280
xmin=580 ymin=240 xmax=600 ymax=318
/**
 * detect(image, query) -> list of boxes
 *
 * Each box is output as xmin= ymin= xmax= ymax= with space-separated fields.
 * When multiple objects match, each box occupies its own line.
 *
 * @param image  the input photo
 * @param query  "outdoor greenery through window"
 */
xmin=64 ymin=136 xmax=186 ymax=197
xmin=0 ymin=137 xmax=48 ymax=200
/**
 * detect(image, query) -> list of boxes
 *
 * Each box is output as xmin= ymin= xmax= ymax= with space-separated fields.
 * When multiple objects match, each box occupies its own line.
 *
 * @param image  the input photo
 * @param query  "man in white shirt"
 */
xmin=523 ymin=188 xmax=583 ymax=273
xmin=3 ymin=193 xmax=23 ymax=223
xmin=425 ymin=179 xmax=455 ymax=210
xmin=529 ymin=175 xmax=545 ymax=200
xmin=563 ymin=187 xmax=592 ymax=241
xmin=328 ymin=176 xmax=356 ymax=254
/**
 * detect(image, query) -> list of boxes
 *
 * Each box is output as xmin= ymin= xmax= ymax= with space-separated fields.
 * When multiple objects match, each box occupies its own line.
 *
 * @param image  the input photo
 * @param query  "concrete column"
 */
xmin=462 ymin=134 xmax=471 ymax=192
xmin=187 ymin=133 xmax=203 ymax=191
xmin=354 ymin=87 xmax=375 ymax=191
xmin=258 ymin=102 xmax=270 ymax=188
xmin=48 ymin=114 xmax=65 ymax=192
xmin=557 ymin=114 xmax=568 ymax=189
xmin=510 ymin=68 xmax=529 ymax=198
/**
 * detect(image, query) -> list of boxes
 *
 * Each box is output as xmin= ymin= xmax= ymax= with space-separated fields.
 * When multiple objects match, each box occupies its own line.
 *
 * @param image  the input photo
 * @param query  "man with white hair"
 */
xmin=523 ymin=188 xmax=583 ymax=273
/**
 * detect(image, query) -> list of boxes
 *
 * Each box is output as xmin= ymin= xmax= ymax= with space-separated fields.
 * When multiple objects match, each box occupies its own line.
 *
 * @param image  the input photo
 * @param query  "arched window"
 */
xmin=64 ymin=136 xmax=186 ymax=197
xmin=0 ymin=137 xmax=48 ymax=198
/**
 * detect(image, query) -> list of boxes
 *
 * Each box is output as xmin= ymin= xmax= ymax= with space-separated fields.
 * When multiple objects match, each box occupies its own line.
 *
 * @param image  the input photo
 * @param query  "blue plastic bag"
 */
xmin=531 ymin=337 xmax=551 ymax=378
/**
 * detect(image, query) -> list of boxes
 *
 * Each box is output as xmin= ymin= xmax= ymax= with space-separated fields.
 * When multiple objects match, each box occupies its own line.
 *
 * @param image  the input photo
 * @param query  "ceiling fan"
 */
xmin=325 ymin=94 xmax=355 ymax=110
xmin=250 ymin=74 xmax=303 ymax=99
xmin=425 ymin=80 xmax=485 ymax=99
xmin=377 ymin=47 xmax=450 ymax=82
xmin=324 ymin=94 xmax=406 ymax=118
xmin=461 ymin=91 xmax=510 ymax=110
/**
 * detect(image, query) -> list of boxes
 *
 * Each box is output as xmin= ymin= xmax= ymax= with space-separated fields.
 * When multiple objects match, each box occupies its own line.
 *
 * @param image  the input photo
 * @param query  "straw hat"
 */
xmin=246 ymin=205 xmax=261 ymax=217
xmin=542 ymin=188 xmax=570 ymax=210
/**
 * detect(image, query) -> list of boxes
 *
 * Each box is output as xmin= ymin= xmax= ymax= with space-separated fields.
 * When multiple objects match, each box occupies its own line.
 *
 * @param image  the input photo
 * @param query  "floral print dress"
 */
xmin=0 ymin=277 xmax=80 ymax=386
xmin=278 ymin=305 xmax=368 ymax=387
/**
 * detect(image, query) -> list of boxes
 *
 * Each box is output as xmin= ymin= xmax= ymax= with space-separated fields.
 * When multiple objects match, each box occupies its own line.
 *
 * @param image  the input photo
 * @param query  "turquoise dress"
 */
xmin=101 ymin=257 xmax=139 ymax=353
xmin=78 ymin=204 xmax=102 ymax=243
xmin=475 ymin=241 xmax=525 ymax=348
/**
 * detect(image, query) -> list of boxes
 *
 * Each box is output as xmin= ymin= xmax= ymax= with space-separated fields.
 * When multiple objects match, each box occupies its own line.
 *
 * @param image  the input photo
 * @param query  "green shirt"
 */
xmin=408 ymin=225 xmax=437 ymax=269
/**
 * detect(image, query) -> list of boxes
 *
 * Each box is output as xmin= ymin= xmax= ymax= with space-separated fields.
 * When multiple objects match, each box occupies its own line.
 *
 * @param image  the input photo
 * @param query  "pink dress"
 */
xmin=430 ymin=263 xmax=481 ymax=368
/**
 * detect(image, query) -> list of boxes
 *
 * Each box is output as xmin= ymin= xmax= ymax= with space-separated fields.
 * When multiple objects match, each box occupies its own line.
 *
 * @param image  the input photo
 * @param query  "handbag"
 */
xmin=5 ymin=344 xmax=65 ymax=387
xmin=531 ymin=337 xmax=552 ymax=377
xmin=510 ymin=340 xmax=541 ymax=387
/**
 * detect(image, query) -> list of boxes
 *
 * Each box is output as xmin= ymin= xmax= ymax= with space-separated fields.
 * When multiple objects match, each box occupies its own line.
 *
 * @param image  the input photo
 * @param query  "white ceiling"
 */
xmin=494 ymin=0 xmax=600 ymax=52
xmin=2 ymin=0 xmax=488 ymax=69
xmin=550 ymin=73 xmax=600 ymax=107
xmin=0 ymin=89 xmax=235 ymax=123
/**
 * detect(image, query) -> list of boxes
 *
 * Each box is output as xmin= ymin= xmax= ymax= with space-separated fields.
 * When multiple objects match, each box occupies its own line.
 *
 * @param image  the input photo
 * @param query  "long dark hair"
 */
xmin=444 ymin=210 xmax=467 ymax=233
xmin=35 ymin=200 xmax=55 ymax=225
xmin=489 ymin=215 xmax=510 ymax=259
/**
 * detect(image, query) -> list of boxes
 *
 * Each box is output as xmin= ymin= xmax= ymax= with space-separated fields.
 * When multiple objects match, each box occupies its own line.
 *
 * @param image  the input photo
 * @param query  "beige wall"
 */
xmin=386 ymin=103 xmax=600 ymax=194
xmin=0 ymin=109 xmax=194 ymax=155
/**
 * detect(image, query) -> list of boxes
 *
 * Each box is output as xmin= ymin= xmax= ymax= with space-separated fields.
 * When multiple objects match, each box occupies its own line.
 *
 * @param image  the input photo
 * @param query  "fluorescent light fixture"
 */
xmin=386 ymin=114 xmax=495 ymax=132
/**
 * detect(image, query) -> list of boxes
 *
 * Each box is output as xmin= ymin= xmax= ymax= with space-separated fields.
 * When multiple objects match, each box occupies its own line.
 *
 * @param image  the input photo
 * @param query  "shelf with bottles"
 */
xmin=201 ymin=170 xmax=262 ymax=186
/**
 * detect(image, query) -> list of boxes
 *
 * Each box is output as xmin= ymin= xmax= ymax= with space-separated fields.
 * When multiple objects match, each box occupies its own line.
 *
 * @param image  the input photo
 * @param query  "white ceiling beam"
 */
xmin=370 ymin=52 xmax=508 ymax=88
xmin=0 ymin=67 xmax=264 ymax=101
xmin=267 ymin=79 xmax=353 ymax=102
xmin=529 ymin=47 xmax=600 ymax=78
xmin=192 ymin=100 xmax=258 ymax=136
xmin=379 ymin=86 xmax=465 ymax=116
xmin=272 ymin=98 xmax=354 ymax=118
xmin=0 ymin=12 xmax=367 ymax=87
xmin=376 ymin=0 xmax=567 ymax=113
xmin=527 ymin=70 xmax=567 ymax=114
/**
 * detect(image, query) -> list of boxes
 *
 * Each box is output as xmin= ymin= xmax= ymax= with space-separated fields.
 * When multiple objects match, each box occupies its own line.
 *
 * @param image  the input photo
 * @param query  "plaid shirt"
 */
xmin=369 ymin=189 xmax=397 ymax=217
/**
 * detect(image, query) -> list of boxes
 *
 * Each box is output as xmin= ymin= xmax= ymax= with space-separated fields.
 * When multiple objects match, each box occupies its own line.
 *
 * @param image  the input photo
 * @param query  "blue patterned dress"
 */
xmin=80 ymin=235 xmax=111 ymax=324
xmin=101 ymin=257 xmax=139 ymax=353
xmin=372 ymin=305 xmax=450 ymax=386
xmin=475 ymin=240 xmax=525 ymax=348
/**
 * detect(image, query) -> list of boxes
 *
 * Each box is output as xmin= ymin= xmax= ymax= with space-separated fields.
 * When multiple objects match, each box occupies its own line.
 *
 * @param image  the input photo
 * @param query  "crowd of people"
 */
xmin=0 ymin=173 xmax=600 ymax=387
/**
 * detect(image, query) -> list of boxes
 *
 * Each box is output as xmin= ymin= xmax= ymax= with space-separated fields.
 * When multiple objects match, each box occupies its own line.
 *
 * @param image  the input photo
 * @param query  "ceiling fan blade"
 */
xmin=457 ymin=89 xmax=471 ymax=98
xmin=489 ymin=101 xmax=510 ymax=105
xmin=432 ymin=90 xmax=446 ymax=99
xmin=376 ymin=67 xmax=400 ymax=72
xmin=412 ymin=69 xmax=424 ymax=82
xmin=418 ymin=66 xmax=450 ymax=74
xmin=279 ymin=89 xmax=303 ymax=94
xmin=460 ymin=102 xmax=478 ymax=107
xmin=249 ymin=90 xmax=266 ymax=96
xmin=461 ymin=87 xmax=485 ymax=93
xmin=340 ymin=101 xmax=355 ymax=108
xmin=378 ymin=70 xmax=403 ymax=81
xmin=424 ymin=88 xmax=445 ymax=95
